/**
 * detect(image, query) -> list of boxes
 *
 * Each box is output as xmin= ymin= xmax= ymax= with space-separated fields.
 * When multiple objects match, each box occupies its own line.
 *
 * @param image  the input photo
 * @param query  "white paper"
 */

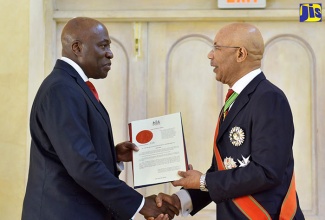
xmin=129 ymin=112 xmax=188 ymax=188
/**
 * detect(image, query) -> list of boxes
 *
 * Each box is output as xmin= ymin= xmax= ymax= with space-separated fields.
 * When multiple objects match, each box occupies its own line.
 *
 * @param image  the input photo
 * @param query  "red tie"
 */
xmin=225 ymin=89 xmax=234 ymax=102
xmin=86 ymin=81 xmax=99 ymax=101
xmin=223 ymin=89 xmax=234 ymax=118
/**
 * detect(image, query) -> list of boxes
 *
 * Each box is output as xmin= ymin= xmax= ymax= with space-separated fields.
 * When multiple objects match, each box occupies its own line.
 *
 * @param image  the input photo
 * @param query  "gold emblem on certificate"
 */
xmin=229 ymin=126 xmax=245 ymax=147
xmin=223 ymin=157 xmax=237 ymax=170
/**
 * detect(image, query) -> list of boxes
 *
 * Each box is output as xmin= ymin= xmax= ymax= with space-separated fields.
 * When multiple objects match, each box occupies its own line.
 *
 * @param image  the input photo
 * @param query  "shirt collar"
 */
xmin=231 ymin=68 xmax=261 ymax=94
xmin=60 ymin=57 xmax=88 ymax=82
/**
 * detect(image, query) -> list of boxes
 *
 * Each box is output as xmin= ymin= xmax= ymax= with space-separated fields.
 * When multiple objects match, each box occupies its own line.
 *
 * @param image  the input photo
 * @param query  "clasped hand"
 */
xmin=140 ymin=195 xmax=179 ymax=220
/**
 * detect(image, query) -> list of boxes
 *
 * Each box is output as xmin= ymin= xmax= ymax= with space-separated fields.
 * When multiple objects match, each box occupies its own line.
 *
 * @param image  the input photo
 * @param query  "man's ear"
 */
xmin=237 ymin=47 xmax=248 ymax=62
xmin=71 ymin=40 xmax=82 ymax=56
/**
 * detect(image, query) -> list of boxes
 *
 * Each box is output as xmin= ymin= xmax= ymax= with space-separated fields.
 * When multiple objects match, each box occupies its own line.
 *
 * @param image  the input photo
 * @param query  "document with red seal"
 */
xmin=128 ymin=112 xmax=188 ymax=188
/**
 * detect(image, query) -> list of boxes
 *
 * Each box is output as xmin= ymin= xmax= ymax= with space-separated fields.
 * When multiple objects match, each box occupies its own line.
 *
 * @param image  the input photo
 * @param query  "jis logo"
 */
xmin=300 ymin=3 xmax=322 ymax=22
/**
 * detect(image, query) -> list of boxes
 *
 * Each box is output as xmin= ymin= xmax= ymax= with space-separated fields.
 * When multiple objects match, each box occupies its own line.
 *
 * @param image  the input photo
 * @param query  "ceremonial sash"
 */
xmin=213 ymin=116 xmax=297 ymax=219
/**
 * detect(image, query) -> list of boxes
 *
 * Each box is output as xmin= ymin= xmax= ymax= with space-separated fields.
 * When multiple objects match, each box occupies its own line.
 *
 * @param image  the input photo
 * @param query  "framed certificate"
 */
xmin=129 ymin=112 xmax=188 ymax=188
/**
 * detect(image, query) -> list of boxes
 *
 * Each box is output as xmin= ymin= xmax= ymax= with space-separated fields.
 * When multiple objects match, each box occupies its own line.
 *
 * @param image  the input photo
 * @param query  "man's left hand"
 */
xmin=115 ymin=141 xmax=139 ymax=162
xmin=172 ymin=169 xmax=203 ymax=189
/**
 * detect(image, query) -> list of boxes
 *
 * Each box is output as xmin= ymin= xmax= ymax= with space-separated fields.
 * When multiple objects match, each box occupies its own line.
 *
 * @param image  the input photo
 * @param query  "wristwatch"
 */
xmin=200 ymin=173 xmax=208 ymax=192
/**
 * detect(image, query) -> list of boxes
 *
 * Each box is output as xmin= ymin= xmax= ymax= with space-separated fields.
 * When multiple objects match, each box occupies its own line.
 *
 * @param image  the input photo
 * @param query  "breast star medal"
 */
xmin=223 ymin=157 xmax=237 ymax=170
xmin=237 ymin=155 xmax=251 ymax=167
xmin=229 ymin=126 xmax=245 ymax=147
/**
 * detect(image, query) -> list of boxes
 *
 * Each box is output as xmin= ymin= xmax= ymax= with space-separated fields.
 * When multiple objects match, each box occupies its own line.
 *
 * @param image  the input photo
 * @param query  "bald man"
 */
xmin=22 ymin=17 xmax=176 ymax=220
xmin=155 ymin=23 xmax=305 ymax=219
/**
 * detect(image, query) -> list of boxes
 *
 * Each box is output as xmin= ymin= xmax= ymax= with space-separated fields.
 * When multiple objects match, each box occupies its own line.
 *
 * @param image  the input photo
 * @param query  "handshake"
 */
xmin=140 ymin=193 xmax=181 ymax=220
xmin=140 ymin=164 xmax=201 ymax=220
xmin=117 ymin=143 xmax=202 ymax=220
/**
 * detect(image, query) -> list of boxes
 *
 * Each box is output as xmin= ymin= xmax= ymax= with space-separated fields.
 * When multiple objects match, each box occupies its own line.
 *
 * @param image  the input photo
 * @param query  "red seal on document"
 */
xmin=136 ymin=130 xmax=153 ymax=144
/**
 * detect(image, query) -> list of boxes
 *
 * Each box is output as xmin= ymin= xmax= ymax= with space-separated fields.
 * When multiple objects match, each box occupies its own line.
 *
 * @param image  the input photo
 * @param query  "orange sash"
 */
xmin=213 ymin=116 xmax=297 ymax=219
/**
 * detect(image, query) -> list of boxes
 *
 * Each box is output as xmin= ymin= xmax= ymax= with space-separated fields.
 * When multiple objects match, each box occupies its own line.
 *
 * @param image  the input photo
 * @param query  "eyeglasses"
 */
xmin=212 ymin=45 xmax=240 ymax=52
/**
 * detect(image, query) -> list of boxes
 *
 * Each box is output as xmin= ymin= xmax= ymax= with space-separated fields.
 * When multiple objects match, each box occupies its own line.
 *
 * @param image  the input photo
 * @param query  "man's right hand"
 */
xmin=155 ymin=193 xmax=181 ymax=211
xmin=140 ymin=195 xmax=179 ymax=219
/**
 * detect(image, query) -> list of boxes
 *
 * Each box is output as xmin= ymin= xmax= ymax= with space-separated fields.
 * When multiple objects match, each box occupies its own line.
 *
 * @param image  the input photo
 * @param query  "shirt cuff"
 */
xmin=116 ymin=161 xmax=124 ymax=172
xmin=175 ymin=189 xmax=193 ymax=216
xmin=131 ymin=197 xmax=145 ymax=219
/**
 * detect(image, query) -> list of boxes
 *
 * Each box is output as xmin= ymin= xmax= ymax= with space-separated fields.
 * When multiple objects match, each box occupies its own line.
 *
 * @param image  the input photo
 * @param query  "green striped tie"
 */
xmin=223 ymin=89 xmax=238 ymax=119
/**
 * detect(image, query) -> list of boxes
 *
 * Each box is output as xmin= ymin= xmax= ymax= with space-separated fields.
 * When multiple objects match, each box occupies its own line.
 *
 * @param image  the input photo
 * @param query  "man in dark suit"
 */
xmin=22 ymin=17 xmax=177 ymax=220
xmin=155 ymin=23 xmax=305 ymax=219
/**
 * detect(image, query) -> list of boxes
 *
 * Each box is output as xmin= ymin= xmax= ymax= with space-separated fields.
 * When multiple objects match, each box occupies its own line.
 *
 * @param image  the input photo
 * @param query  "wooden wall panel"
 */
xmin=263 ymin=34 xmax=315 ymax=214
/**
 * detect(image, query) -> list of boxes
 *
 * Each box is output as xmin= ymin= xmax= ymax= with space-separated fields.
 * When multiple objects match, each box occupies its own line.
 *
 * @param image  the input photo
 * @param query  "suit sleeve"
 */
xmin=38 ymin=83 xmax=142 ymax=219
xmin=205 ymin=89 xmax=294 ymax=203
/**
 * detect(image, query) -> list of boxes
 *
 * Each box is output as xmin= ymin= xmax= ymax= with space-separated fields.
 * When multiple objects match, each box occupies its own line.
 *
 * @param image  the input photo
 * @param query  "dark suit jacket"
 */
xmin=22 ymin=60 xmax=142 ymax=220
xmin=187 ymin=73 xmax=304 ymax=219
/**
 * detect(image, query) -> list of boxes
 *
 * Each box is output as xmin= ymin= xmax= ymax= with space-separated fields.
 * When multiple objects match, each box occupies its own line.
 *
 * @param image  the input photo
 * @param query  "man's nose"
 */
xmin=207 ymin=50 xmax=213 ymax=59
xmin=106 ymin=49 xmax=113 ymax=59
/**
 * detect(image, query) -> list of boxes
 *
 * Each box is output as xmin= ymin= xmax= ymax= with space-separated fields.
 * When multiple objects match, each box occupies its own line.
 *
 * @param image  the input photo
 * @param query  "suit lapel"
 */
xmin=55 ymin=60 xmax=118 ymax=171
xmin=77 ymin=78 xmax=112 ymax=128
xmin=57 ymin=60 xmax=112 ymax=133
xmin=73 ymin=67 xmax=118 ymax=176
xmin=217 ymin=73 xmax=266 ymax=142
xmin=75 ymin=74 xmax=117 ymax=167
